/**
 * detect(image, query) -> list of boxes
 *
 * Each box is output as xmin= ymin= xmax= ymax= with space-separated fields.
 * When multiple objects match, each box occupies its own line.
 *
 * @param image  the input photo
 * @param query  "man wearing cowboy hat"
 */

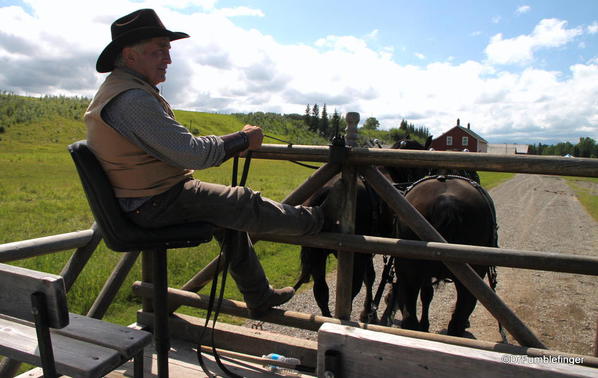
xmin=85 ymin=8 xmax=342 ymax=317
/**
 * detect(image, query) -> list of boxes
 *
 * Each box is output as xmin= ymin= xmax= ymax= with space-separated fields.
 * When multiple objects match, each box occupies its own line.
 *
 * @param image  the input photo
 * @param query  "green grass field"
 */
xmin=563 ymin=176 xmax=598 ymax=222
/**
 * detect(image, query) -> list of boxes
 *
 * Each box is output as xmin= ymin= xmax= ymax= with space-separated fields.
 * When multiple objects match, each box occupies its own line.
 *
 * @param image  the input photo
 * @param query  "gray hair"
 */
xmin=113 ymin=39 xmax=149 ymax=68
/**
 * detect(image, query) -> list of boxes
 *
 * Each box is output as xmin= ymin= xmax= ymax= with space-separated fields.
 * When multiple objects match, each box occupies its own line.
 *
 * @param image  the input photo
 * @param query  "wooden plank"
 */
xmin=0 ymin=263 xmax=68 ymax=328
xmin=0 ymin=316 xmax=121 ymax=378
xmin=137 ymin=311 xmax=318 ymax=368
xmin=0 ymin=229 xmax=95 ymax=263
xmin=53 ymin=313 xmax=152 ymax=358
xmin=251 ymin=231 xmax=598 ymax=276
xmin=250 ymin=144 xmax=598 ymax=178
xmin=317 ymin=323 xmax=598 ymax=378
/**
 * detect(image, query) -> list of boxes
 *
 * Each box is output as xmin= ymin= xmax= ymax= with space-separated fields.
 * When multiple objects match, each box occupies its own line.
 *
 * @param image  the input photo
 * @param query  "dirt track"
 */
xmin=248 ymin=174 xmax=598 ymax=356
xmin=426 ymin=174 xmax=598 ymax=356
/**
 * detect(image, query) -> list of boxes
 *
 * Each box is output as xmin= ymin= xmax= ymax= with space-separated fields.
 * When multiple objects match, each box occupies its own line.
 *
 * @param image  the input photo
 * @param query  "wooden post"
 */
xmin=0 ymin=358 xmax=21 ymax=378
xmin=60 ymin=223 xmax=102 ymax=291
xmin=167 ymin=255 xmax=222 ymax=313
xmin=282 ymin=162 xmax=341 ymax=206
xmin=334 ymin=112 xmax=359 ymax=320
xmin=153 ymin=248 xmax=170 ymax=378
xmin=360 ymin=165 xmax=546 ymax=349
xmin=142 ymin=250 xmax=154 ymax=313
xmin=87 ymin=250 xmax=141 ymax=319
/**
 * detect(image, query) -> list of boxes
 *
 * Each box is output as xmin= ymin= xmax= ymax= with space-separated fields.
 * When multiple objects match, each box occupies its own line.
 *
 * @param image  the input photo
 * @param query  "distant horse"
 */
xmin=293 ymin=176 xmax=394 ymax=322
xmin=381 ymin=173 xmax=498 ymax=336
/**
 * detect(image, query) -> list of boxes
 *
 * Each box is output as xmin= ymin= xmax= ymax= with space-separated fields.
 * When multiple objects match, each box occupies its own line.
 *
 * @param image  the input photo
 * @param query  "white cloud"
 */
xmin=516 ymin=5 xmax=531 ymax=15
xmin=588 ymin=22 xmax=598 ymax=34
xmin=414 ymin=52 xmax=426 ymax=60
xmin=213 ymin=6 xmax=264 ymax=18
xmin=365 ymin=29 xmax=379 ymax=40
xmin=485 ymin=18 xmax=583 ymax=65
xmin=0 ymin=1 xmax=596 ymax=144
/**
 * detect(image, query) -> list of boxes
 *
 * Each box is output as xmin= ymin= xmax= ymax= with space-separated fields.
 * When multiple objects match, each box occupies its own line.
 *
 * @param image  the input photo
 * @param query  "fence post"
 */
xmin=334 ymin=112 xmax=359 ymax=320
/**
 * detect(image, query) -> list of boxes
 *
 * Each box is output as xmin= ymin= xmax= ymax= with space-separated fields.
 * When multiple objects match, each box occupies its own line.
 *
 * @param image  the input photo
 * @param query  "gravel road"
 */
xmin=245 ymin=174 xmax=598 ymax=356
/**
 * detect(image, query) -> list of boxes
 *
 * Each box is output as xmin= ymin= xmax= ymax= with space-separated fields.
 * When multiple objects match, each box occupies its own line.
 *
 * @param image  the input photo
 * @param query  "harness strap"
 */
xmin=196 ymin=156 xmax=252 ymax=378
xmin=372 ymin=256 xmax=395 ymax=310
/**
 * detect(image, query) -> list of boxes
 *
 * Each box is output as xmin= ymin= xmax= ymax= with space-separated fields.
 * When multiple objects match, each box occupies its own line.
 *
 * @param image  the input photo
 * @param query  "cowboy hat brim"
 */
xmin=96 ymin=27 xmax=189 ymax=73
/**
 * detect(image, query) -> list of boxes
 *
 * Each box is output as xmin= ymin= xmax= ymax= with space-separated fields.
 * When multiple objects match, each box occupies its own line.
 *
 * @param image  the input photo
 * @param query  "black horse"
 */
xmin=293 ymin=174 xmax=394 ymax=322
xmin=379 ymin=140 xmax=498 ymax=337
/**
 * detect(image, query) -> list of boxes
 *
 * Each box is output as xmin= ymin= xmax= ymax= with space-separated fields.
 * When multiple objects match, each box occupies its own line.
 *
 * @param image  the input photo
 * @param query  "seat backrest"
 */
xmin=0 ymin=263 xmax=68 ymax=328
xmin=68 ymin=140 xmax=213 ymax=252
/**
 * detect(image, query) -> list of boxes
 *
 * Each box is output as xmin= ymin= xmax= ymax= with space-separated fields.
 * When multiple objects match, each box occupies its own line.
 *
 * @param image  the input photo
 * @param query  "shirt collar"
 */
xmin=115 ymin=67 xmax=160 ymax=92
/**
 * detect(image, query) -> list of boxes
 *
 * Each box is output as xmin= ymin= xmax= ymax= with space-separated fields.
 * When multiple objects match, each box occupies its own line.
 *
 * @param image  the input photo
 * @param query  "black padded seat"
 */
xmin=68 ymin=140 xmax=214 ymax=378
xmin=68 ymin=140 xmax=213 ymax=251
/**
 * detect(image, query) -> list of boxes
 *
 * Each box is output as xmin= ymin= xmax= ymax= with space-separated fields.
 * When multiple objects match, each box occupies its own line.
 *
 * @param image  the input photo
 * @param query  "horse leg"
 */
xmin=396 ymin=272 xmax=421 ymax=331
xmin=419 ymin=283 xmax=434 ymax=332
xmin=312 ymin=258 xmax=332 ymax=317
xmin=380 ymin=281 xmax=400 ymax=326
xmin=359 ymin=255 xmax=377 ymax=323
xmin=301 ymin=247 xmax=333 ymax=317
xmin=447 ymin=280 xmax=478 ymax=336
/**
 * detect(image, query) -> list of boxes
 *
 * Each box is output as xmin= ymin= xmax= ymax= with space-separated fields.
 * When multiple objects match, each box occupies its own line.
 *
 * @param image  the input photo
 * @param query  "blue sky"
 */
xmin=0 ymin=0 xmax=597 ymax=144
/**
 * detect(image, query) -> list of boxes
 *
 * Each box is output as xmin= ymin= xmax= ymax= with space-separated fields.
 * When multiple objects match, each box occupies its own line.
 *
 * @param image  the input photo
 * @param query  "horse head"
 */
xmin=385 ymin=135 xmax=434 ymax=190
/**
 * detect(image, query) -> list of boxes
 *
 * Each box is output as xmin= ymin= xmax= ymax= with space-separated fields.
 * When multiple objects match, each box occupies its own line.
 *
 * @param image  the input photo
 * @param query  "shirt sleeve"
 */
xmin=101 ymin=89 xmax=226 ymax=170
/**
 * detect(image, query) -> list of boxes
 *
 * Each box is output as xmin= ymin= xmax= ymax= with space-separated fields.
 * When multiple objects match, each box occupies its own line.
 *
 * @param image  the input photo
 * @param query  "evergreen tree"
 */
xmin=578 ymin=137 xmax=596 ymax=158
xmin=399 ymin=119 xmax=408 ymax=131
xmin=304 ymin=104 xmax=311 ymax=128
xmin=310 ymin=104 xmax=320 ymax=133
xmin=320 ymin=104 xmax=329 ymax=137
xmin=330 ymin=109 xmax=341 ymax=138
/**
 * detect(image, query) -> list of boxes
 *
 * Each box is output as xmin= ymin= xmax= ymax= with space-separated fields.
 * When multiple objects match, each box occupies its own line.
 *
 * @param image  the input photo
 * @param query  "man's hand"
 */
xmin=242 ymin=124 xmax=263 ymax=150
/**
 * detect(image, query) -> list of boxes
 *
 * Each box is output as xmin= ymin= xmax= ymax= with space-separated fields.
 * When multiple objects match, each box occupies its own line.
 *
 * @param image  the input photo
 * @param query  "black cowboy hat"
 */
xmin=96 ymin=8 xmax=189 ymax=73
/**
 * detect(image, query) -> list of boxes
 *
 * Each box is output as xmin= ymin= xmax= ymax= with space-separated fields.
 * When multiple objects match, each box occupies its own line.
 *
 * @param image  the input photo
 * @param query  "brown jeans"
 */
xmin=127 ymin=178 xmax=323 ymax=306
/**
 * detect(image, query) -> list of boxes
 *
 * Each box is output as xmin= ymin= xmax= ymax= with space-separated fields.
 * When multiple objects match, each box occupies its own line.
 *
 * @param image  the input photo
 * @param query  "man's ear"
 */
xmin=121 ymin=47 xmax=137 ymax=66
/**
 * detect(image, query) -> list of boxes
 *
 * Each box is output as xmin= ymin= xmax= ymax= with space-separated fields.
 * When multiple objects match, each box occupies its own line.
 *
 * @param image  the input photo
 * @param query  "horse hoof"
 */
xmin=360 ymin=311 xmax=378 ymax=324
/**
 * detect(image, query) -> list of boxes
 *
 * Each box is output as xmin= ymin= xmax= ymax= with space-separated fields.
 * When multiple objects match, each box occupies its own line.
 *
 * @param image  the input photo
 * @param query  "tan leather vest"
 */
xmin=84 ymin=69 xmax=193 ymax=198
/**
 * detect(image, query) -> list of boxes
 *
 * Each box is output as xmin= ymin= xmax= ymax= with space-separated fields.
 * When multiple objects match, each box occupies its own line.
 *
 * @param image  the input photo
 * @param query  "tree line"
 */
xmin=0 ymin=92 xmax=90 ymax=134
xmin=304 ymin=104 xmax=346 ymax=139
xmin=1 ymin=93 xmax=595 ymax=157
xmin=527 ymin=137 xmax=597 ymax=158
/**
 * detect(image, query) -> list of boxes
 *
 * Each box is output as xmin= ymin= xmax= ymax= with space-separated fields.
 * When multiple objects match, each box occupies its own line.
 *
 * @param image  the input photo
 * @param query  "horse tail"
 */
xmin=293 ymin=268 xmax=311 ymax=291
xmin=429 ymin=193 xmax=463 ymax=242
xmin=295 ymin=247 xmax=313 ymax=290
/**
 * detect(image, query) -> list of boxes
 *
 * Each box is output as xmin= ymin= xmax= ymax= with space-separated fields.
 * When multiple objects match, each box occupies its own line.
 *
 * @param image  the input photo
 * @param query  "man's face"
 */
xmin=124 ymin=37 xmax=172 ymax=86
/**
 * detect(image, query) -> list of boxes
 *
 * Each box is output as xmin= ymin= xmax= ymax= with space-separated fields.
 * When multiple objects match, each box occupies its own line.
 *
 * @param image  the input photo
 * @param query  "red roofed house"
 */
xmin=430 ymin=119 xmax=488 ymax=152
